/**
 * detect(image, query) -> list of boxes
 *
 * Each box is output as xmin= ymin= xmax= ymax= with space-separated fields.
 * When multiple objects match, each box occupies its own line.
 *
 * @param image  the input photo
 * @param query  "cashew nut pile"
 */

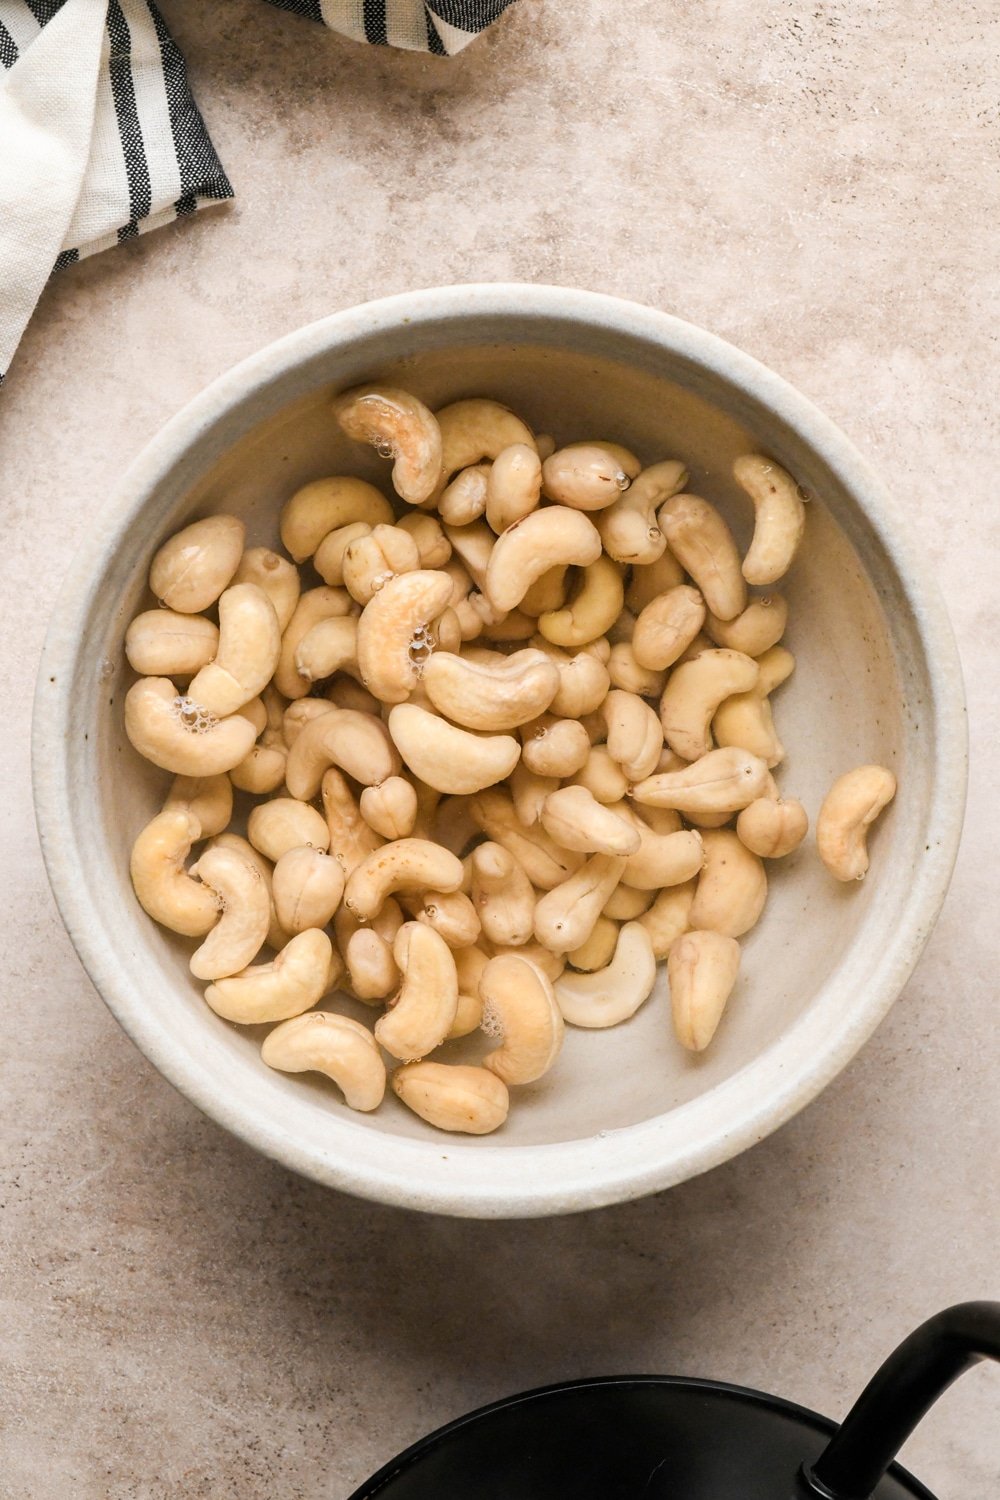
xmin=123 ymin=387 xmax=897 ymax=1137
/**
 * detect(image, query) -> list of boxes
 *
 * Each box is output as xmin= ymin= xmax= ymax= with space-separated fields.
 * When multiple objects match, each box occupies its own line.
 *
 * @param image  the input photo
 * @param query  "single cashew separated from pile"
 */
xmin=470 ymin=841 xmax=535 ymax=946
xmin=204 ymin=928 xmax=334 ymax=1024
xmin=345 ymin=838 xmax=464 ymax=920
xmin=392 ymin=1061 xmax=509 ymax=1135
xmin=817 ymin=764 xmax=897 ymax=881
xmin=149 ymin=514 xmax=245 ymax=613
xmin=485 ymin=507 xmax=602 ymax=613
xmin=188 ymin=843 xmax=271 ymax=980
xmin=280 ymin=477 xmax=393 ymax=563
xmin=688 ymin=829 xmax=767 ymax=938
xmin=388 ymin=702 xmax=520 ymax=795
xmin=355 ymin=568 xmax=453 ymax=704
xmin=333 ymin=385 xmax=443 ymax=506
xmin=261 ymin=1011 xmax=386 ymax=1111
xmin=125 ymin=678 xmax=258 ymax=776
xmin=597 ymin=459 xmax=688 ymax=565
xmin=668 ymin=929 xmax=741 ymax=1052
xmin=555 ymin=922 xmax=657 ymax=1029
xmin=130 ymin=809 xmax=220 ymax=936
xmin=480 ymin=953 xmax=564 ymax=1084
xmin=733 ymin=454 xmax=806 ymax=585
xmin=736 ymin=797 xmax=809 ymax=858
xmin=658 ymin=494 xmax=746 ymax=621
xmin=632 ymin=747 xmax=770 ymax=815
xmin=375 ymin=922 xmax=459 ymax=1061
xmin=125 ymin=610 xmax=220 ymax=679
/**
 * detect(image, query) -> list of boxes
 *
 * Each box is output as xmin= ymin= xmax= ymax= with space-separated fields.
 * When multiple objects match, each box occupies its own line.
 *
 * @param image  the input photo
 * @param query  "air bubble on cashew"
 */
xmin=169 ymin=695 xmax=219 ymax=735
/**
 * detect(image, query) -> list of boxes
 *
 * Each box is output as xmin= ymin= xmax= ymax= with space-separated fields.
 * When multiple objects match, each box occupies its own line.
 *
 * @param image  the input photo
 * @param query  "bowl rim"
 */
xmin=31 ymin=283 xmax=968 ymax=1218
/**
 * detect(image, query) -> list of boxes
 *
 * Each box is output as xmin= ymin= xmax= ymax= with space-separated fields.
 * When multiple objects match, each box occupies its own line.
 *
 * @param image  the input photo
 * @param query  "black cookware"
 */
xmin=348 ymin=1302 xmax=998 ymax=1499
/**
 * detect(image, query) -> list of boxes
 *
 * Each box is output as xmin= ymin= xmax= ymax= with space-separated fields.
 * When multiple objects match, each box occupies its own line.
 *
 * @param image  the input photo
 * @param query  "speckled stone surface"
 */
xmin=2 ymin=2 xmax=999 ymax=1495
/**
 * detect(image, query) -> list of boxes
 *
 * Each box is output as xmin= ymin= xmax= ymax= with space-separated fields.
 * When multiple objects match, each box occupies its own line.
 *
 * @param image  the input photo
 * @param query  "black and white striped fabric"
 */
xmin=0 ymin=0 xmax=517 ymax=382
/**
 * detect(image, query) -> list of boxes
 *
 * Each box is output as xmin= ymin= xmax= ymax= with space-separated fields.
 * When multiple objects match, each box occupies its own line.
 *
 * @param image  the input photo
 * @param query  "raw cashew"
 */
xmin=712 ymin=680 xmax=784 ymax=767
xmin=392 ymin=1061 xmax=509 ymax=1135
xmin=631 ymin=747 xmax=770 ymax=815
xmin=282 ymin=697 xmax=334 ymax=748
xmin=568 ymin=915 xmax=620 ymax=972
xmin=520 ymin=565 xmax=569 ymax=617
xmin=272 ymin=846 xmax=345 ymax=934
xmin=346 ymin=928 xmax=399 ymax=1001
xmin=737 ymin=797 xmax=809 ymax=858
xmin=436 ymin=399 xmax=534 ymax=479
xmin=285 ymin=707 xmax=400 ymax=799
xmin=733 ymin=454 xmax=806 ymax=585
xmin=533 ymin=853 xmax=626 ymax=953
xmin=541 ymin=443 xmax=637 ymax=511
xmin=485 ymin=507 xmax=603 ymax=614
xmin=188 ymin=843 xmax=271 ymax=980
xmin=125 ymin=610 xmax=219 ymax=678
xmin=638 ymin=880 xmax=696 ymax=958
xmin=478 ymin=605 xmax=537 ymax=643
xmin=230 ymin=684 xmax=288 ymax=794
xmin=516 ymin=713 xmax=589 ymax=780
xmin=280 ymin=477 xmax=393 ymax=563
xmin=248 ymin=797 xmax=330 ymax=862
xmin=386 ymin=702 xmax=520 ymax=796
xmin=470 ymin=841 xmax=535 ymax=947
xmin=658 ymin=494 xmax=746 ymax=621
xmin=755 ymin=643 xmax=796 ymax=695
xmin=294 ymin=614 xmax=359 ymax=685
xmin=632 ymin=585 xmax=706 ymax=671
xmin=470 ymin=788 xmax=583 ymax=890
xmin=443 ymin=519 xmax=494 ymax=590
xmin=343 ymin=524 xmax=421 ymax=605
xmin=571 ymin=746 xmax=629 ymax=805
xmin=613 ymin=804 xmax=705 ymax=891
xmin=125 ymin=678 xmax=258 ymax=776
xmin=541 ymin=786 xmax=640 ymax=856
xmin=326 ymin=678 xmax=381 ymax=717
xmin=486 ymin=444 xmax=542 ymax=533
xmin=538 ymin=553 xmax=624 ymax=648
xmin=232 ymin=547 xmax=301 ymax=633
xmin=356 ymin=569 xmax=453 ymax=705
xmin=705 ymin=594 xmax=788 ymax=656
xmin=481 ymin=953 xmax=564 ymax=1084
xmin=688 ymin=829 xmax=767 ymax=937
xmin=261 ymin=1011 xmax=385 ymax=1111
xmin=625 ymin=547 xmax=685 ymax=613
xmin=438 ymin=464 xmax=490 ymax=525
xmin=660 ymin=648 xmax=760 ymax=762
xmin=531 ymin=637 xmax=610 ymax=718
xmin=597 ymin=459 xmax=688 ymax=564
xmin=314 ymin=522 xmax=372 ymax=586
xmin=677 ymin=631 xmax=714 ymax=665
xmin=130 ymin=809 xmax=220 ymax=936
xmin=422 ymin=648 xmax=558 ymax=732
xmin=186 ymin=584 xmax=281 ymax=717
xmin=375 ymin=923 xmax=458 ymax=1060
xmin=205 ymin=929 xmax=333 ymax=1024
xmin=415 ymin=889 xmax=481 ymax=948
xmin=669 ymin=930 xmax=741 ymax=1052
xmin=397 ymin=511 xmax=452 ymax=568
xmin=359 ymin=776 xmax=418 ymax=841
xmin=607 ymin=643 xmax=666 ymax=698
xmin=209 ymin=832 xmax=290 ymax=953
xmin=162 ymin=773 xmax=233 ymax=840
xmin=450 ymin=948 xmax=488 ymax=1038
xmin=556 ymin=923 xmax=656 ymax=1028
xmin=604 ymin=690 xmax=664 ymax=783
xmin=149 ymin=514 xmax=245 ymax=613
xmin=322 ymin=768 xmax=383 ymax=877
xmin=333 ymin=385 xmax=443 ymax=506
xmin=509 ymin=763 xmax=558 ymax=827
xmin=345 ymin=838 xmax=464 ymax=920
xmin=817 ymin=765 xmax=897 ymax=881
xmin=604 ymin=882 xmax=653 ymax=920
xmin=275 ymin=586 xmax=355 ymax=700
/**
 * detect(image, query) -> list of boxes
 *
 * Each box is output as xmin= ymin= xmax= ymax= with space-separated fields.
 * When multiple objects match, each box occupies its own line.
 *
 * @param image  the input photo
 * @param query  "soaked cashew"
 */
xmin=162 ymin=773 xmax=233 ymax=841
xmin=294 ymin=614 xmax=359 ymax=686
xmin=414 ymin=889 xmax=481 ymax=949
xmin=285 ymin=707 xmax=399 ymax=799
xmin=209 ymin=833 xmax=289 ymax=953
xmin=817 ymin=765 xmax=897 ymax=881
xmin=597 ymin=459 xmax=688 ymax=565
xmin=470 ymin=788 xmax=583 ymax=889
xmin=556 ymin=923 xmax=656 ymax=1029
xmin=281 ymin=697 xmax=333 ymax=748
xmin=541 ymin=786 xmax=640 ymax=857
xmin=567 ymin=915 xmax=620 ymax=972
xmin=443 ymin=519 xmax=494 ymax=590
xmin=736 ymin=797 xmax=809 ymax=858
xmin=660 ymin=648 xmax=759 ymax=762
xmin=480 ymin=953 xmax=564 ymax=1085
xmin=508 ymin=763 xmax=558 ymax=827
xmin=388 ymin=703 xmax=520 ymax=795
xmin=538 ymin=553 xmax=624 ymax=648
xmin=632 ymin=747 xmax=770 ymax=815
xmin=613 ymin=804 xmax=705 ymax=891
xmin=733 ymin=454 xmax=806 ymax=585
xmin=375 ymin=923 xmax=458 ymax=1061
xmin=333 ymin=385 xmax=443 ymax=506
xmin=625 ymin=547 xmax=686 ymax=613
xmin=232 ymin=547 xmax=301 ymax=633
xmin=705 ymin=594 xmax=788 ymax=656
xmin=485 ymin=507 xmax=603 ymax=614
xmin=392 ymin=1061 xmax=509 ymax=1135
xmin=313 ymin=522 xmax=372 ymax=586
xmin=322 ymin=768 xmax=383 ymax=877
xmin=571 ymin=745 xmax=629 ymax=804
xmin=359 ymin=777 xmax=418 ymax=841
xmin=450 ymin=947 xmax=489 ymax=1038
xmin=272 ymin=846 xmax=345 ymax=934
xmin=125 ymin=678 xmax=258 ymax=776
xmin=436 ymin=399 xmax=535 ymax=479
xmin=668 ymin=930 xmax=741 ymax=1052
xmin=532 ymin=638 xmax=611 ymax=719
xmin=275 ymin=586 xmax=356 ymax=700
xmin=280 ymin=477 xmax=393 ymax=563
xmin=188 ymin=844 xmax=271 ymax=980
xmin=638 ymin=880 xmax=696 ymax=958
xmin=327 ymin=679 xmax=381 ymax=717
xmin=688 ymin=829 xmax=767 ymax=938
xmin=470 ymin=842 xmax=535 ymax=947
xmin=486 ymin=444 xmax=543 ymax=532
xmin=607 ymin=643 xmax=666 ymax=698
xmin=422 ymin=648 xmax=559 ymax=732
xmin=604 ymin=690 xmax=664 ymax=783
xmin=355 ymin=569 xmax=453 ymax=705
xmin=533 ymin=853 xmax=627 ymax=953
xmin=205 ymin=928 xmax=334 ymax=1024
xmin=342 ymin=524 xmax=421 ymax=605
xmin=130 ymin=809 xmax=220 ymax=937
xmin=632 ymin=585 xmax=707 ymax=671
xmin=712 ymin=680 xmax=784 ymax=767
xmin=230 ymin=684 xmax=288 ymax=794
xmin=149 ymin=514 xmax=245 ymax=613
xmin=261 ymin=1011 xmax=386 ymax=1111
xmin=125 ymin=610 xmax=220 ymax=679
xmin=438 ymin=464 xmax=491 ymax=526
xmin=604 ymin=882 xmax=654 ymax=920
xmin=397 ymin=511 xmax=452 ymax=568
xmin=346 ymin=928 xmax=399 ymax=1002
xmin=520 ymin=565 xmax=569 ymax=617
xmin=247 ymin=797 xmax=330 ymax=862
xmin=658 ymin=494 xmax=746 ymax=621
xmin=519 ymin=713 xmax=591 ymax=779
xmin=541 ymin=443 xmax=638 ymax=511
xmin=186 ymin=584 xmax=281 ymax=718
xmin=345 ymin=838 xmax=464 ymax=920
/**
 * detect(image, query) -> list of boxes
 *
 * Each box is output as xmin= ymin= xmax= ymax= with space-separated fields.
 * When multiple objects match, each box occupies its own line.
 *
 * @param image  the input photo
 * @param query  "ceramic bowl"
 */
xmin=32 ymin=285 xmax=967 ymax=1217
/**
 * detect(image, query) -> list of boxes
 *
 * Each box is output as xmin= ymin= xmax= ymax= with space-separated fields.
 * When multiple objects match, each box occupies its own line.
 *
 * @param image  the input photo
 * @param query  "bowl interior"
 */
xmin=41 ymin=293 xmax=957 ymax=1212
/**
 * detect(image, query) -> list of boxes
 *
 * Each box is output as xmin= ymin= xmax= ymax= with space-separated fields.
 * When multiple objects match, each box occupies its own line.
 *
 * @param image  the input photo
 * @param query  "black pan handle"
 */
xmin=801 ymin=1301 xmax=1000 ymax=1500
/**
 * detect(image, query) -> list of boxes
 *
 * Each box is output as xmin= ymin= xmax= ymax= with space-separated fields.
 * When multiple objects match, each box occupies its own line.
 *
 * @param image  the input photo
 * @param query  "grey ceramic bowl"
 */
xmin=32 ymin=285 xmax=967 ymax=1218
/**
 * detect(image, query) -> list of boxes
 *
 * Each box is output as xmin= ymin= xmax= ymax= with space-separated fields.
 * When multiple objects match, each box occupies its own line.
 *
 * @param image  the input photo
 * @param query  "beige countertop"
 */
xmin=2 ymin=1 xmax=998 ymax=1494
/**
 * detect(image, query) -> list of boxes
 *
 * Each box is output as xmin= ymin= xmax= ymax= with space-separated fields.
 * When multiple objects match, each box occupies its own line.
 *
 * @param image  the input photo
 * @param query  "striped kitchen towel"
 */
xmin=0 ymin=0 xmax=518 ymax=383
